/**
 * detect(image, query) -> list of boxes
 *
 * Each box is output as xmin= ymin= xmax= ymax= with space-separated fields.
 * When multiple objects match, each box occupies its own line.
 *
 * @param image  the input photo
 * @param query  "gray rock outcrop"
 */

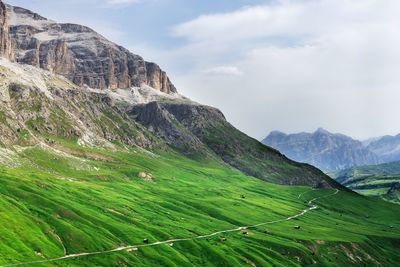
xmin=0 ymin=1 xmax=14 ymax=59
xmin=4 ymin=4 xmax=176 ymax=93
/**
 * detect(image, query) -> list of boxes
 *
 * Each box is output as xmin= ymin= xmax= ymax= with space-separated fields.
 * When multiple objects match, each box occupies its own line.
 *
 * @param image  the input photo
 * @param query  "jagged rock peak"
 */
xmin=315 ymin=127 xmax=330 ymax=134
xmin=3 ymin=2 xmax=177 ymax=94
xmin=0 ymin=1 xmax=14 ymax=60
xmin=7 ymin=4 xmax=48 ymax=24
xmin=268 ymin=130 xmax=287 ymax=137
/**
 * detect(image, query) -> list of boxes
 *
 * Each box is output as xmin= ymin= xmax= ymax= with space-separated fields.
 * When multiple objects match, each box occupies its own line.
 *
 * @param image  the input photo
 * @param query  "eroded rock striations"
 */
xmin=0 ymin=58 xmax=161 ymax=148
xmin=0 ymin=1 xmax=13 ymax=60
xmin=2 ymin=3 xmax=176 ymax=93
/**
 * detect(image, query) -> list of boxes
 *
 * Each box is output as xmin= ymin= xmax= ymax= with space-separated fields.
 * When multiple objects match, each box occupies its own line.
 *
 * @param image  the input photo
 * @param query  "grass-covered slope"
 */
xmin=129 ymin=102 xmax=345 ymax=189
xmin=329 ymin=161 xmax=400 ymax=203
xmin=0 ymin=139 xmax=399 ymax=267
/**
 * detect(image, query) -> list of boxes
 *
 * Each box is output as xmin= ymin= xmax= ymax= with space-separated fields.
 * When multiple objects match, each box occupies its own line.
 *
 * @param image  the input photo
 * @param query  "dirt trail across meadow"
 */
xmin=0 ymin=189 xmax=339 ymax=267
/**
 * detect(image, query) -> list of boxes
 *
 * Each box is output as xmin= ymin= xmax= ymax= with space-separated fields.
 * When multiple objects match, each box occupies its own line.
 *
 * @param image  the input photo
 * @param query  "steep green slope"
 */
xmin=0 ymin=140 xmax=399 ymax=267
xmin=329 ymin=161 xmax=400 ymax=203
xmin=129 ymin=102 xmax=345 ymax=189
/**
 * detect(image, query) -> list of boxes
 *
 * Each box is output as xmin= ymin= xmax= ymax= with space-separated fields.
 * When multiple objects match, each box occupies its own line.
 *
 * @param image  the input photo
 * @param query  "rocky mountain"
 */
xmin=365 ymin=134 xmax=400 ymax=163
xmin=0 ymin=57 xmax=342 ymax=189
xmin=0 ymin=1 xmax=344 ymax=189
xmin=0 ymin=1 xmax=13 ymax=60
xmin=262 ymin=128 xmax=380 ymax=170
xmin=129 ymin=103 xmax=343 ymax=187
xmin=3 ymin=3 xmax=176 ymax=93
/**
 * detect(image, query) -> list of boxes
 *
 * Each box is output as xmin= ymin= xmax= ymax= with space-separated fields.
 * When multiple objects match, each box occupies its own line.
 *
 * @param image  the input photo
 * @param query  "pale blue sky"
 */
xmin=6 ymin=0 xmax=400 ymax=140
xmin=7 ymin=0 xmax=266 ymax=54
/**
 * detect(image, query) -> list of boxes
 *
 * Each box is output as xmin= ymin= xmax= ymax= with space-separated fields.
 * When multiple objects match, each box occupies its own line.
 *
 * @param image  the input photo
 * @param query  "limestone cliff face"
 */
xmin=146 ymin=62 xmax=177 ymax=94
xmin=5 ymin=5 xmax=176 ymax=93
xmin=0 ymin=1 xmax=13 ymax=60
xmin=0 ymin=58 xmax=161 ymax=148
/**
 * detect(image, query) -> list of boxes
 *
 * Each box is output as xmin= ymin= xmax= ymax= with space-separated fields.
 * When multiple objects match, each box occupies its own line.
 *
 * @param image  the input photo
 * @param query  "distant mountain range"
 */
xmin=262 ymin=128 xmax=400 ymax=170
xmin=365 ymin=134 xmax=400 ymax=163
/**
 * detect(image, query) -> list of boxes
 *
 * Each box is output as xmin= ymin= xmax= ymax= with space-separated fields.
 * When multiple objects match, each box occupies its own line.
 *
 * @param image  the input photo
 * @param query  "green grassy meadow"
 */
xmin=0 ymin=140 xmax=399 ymax=266
xmin=329 ymin=162 xmax=400 ymax=203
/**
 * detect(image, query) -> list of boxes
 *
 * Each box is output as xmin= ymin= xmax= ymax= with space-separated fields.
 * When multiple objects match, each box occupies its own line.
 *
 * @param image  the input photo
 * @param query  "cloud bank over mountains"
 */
xmin=167 ymin=0 xmax=400 ymax=140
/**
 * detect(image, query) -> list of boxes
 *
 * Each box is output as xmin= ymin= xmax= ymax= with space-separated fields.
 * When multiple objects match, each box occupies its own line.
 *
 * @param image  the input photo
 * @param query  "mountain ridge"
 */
xmin=262 ymin=128 xmax=380 ymax=170
xmin=2 ymin=2 xmax=177 ymax=93
xmin=129 ymin=103 xmax=344 ymax=188
xmin=263 ymin=128 xmax=400 ymax=171
xmin=366 ymin=134 xmax=400 ymax=163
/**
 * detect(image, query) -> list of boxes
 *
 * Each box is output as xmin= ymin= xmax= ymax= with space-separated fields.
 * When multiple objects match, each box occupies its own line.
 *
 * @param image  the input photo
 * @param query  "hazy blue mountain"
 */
xmin=365 ymin=134 xmax=400 ymax=163
xmin=262 ymin=128 xmax=381 ymax=170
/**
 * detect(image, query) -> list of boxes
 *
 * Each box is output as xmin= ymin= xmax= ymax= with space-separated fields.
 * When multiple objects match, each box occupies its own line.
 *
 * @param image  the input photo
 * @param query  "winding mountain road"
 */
xmin=0 ymin=189 xmax=339 ymax=267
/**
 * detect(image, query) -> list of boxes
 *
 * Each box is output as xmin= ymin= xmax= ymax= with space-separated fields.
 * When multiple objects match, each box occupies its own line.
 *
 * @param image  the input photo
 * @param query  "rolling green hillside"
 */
xmin=0 ymin=7 xmax=398 ymax=266
xmin=0 ymin=139 xmax=399 ymax=267
xmin=329 ymin=161 xmax=400 ymax=204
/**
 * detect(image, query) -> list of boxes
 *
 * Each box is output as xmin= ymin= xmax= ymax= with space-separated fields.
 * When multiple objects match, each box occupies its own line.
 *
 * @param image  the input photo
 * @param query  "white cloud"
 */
xmin=172 ymin=0 xmax=399 ymax=43
xmin=204 ymin=66 xmax=243 ymax=76
xmin=165 ymin=0 xmax=400 ymax=140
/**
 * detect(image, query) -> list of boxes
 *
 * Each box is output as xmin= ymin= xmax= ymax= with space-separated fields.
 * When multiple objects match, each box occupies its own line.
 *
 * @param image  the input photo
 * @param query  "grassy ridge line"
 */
xmin=130 ymin=101 xmax=343 ymax=189
xmin=0 ymin=190 xmax=339 ymax=267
